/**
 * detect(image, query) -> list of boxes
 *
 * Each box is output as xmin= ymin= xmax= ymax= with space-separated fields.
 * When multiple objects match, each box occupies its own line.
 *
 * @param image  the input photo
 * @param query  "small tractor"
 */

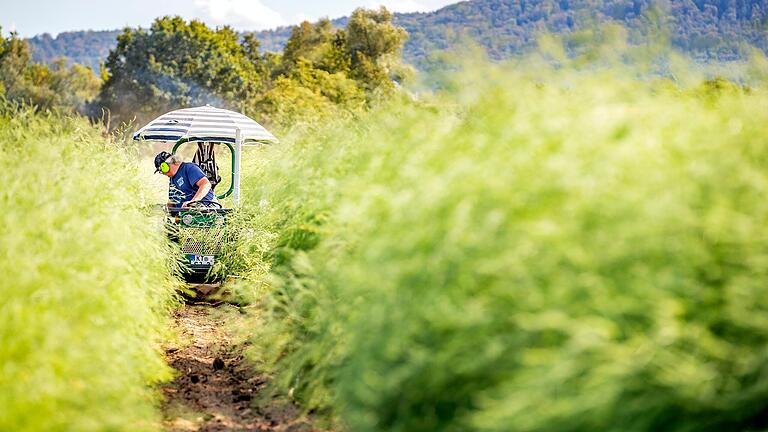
xmin=134 ymin=105 xmax=278 ymax=279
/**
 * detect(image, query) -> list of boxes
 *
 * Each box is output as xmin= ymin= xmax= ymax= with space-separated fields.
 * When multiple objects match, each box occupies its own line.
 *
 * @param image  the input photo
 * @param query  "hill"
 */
xmin=26 ymin=0 xmax=768 ymax=71
xmin=394 ymin=0 xmax=768 ymax=64
xmin=27 ymin=30 xmax=121 ymax=72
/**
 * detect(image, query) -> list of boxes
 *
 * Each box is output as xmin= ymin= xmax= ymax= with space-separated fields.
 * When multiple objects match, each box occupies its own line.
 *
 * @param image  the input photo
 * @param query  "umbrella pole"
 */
xmin=233 ymin=127 xmax=242 ymax=206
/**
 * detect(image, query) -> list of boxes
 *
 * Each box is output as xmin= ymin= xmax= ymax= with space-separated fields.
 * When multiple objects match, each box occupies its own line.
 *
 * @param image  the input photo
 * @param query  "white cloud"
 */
xmin=366 ymin=0 xmax=431 ymax=13
xmin=193 ymin=0 xmax=287 ymax=30
xmin=292 ymin=13 xmax=316 ymax=24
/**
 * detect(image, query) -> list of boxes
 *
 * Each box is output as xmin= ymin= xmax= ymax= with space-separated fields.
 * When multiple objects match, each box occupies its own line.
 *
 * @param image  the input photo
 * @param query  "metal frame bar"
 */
xmin=172 ymin=138 xmax=236 ymax=200
xmin=233 ymin=128 xmax=242 ymax=206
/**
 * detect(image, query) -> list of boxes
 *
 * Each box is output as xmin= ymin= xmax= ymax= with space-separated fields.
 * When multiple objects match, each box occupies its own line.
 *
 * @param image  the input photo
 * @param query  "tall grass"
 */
xmin=233 ymin=53 xmax=768 ymax=432
xmin=0 ymin=104 xmax=179 ymax=431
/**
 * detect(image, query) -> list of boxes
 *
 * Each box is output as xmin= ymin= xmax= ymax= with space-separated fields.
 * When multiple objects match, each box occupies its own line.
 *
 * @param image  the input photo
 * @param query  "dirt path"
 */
xmin=161 ymin=300 xmax=315 ymax=432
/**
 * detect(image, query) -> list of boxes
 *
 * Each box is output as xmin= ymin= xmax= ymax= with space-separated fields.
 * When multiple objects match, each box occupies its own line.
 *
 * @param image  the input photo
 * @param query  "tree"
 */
xmin=91 ymin=11 xmax=409 ymax=129
xmin=345 ymin=8 xmax=409 ymax=94
xmin=244 ymin=9 xmax=408 ymax=125
xmin=0 ymin=29 xmax=35 ymax=102
xmin=274 ymin=8 xmax=408 ymax=102
xmin=0 ymin=28 xmax=100 ymax=111
xmin=94 ymin=16 xmax=265 ymax=126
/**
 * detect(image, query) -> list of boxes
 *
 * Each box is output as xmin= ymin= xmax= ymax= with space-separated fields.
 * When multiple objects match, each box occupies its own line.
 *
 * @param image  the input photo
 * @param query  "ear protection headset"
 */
xmin=160 ymin=160 xmax=171 ymax=173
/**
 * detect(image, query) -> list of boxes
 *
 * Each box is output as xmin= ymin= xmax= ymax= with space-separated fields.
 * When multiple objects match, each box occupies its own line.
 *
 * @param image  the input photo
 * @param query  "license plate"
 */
xmin=189 ymin=255 xmax=214 ymax=266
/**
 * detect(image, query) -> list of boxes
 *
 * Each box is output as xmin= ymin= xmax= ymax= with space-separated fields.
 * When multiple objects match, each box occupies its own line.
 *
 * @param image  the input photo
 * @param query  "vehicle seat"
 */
xmin=192 ymin=142 xmax=221 ymax=190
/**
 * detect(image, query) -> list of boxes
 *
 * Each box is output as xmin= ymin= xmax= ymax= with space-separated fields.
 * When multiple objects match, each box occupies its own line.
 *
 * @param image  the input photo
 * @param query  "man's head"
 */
xmin=154 ymin=151 xmax=183 ymax=177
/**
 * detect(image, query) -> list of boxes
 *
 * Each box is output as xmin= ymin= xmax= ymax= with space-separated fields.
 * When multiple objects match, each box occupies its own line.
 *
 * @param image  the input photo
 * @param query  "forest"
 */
xmin=27 ymin=0 xmax=768 ymax=73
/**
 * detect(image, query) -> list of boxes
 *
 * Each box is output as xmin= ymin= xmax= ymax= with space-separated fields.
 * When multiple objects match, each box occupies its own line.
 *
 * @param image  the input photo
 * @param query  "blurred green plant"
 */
xmin=0 ymin=104 xmax=180 ymax=431
xmin=228 ymin=44 xmax=768 ymax=432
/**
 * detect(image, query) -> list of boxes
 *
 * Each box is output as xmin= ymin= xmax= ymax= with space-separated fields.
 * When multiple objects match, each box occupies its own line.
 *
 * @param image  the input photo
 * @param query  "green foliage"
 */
xmin=245 ymin=0 xmax=768 ymax=69
xmin=253 ymin=8 xmax=406 ymax=127
xmin=0 ymin=30 xmax=33 ymax=99
xmin=277 ymin=8 xmax=408 ymax=96
xmin=281 ymin=19 xmax=344 ymax=74
xmin=256 ymin=70 xmax=364 ymax=128
xmin=0 ymin=105 xmax=179 ymax=431
xmin=398 ymin=0 xmax=767 ymax=67
xmin=95 ymin=16 xmax=264 ymax=126
xmin=94 ymin=11 xmax=406 ymax=129
xmin=233 ymin=58 xmax=768 ymax=431
xmin=346 ymin=7 xmax=409 ymax=93
xmin=23 ymin=1 xmax=768 ymax=74
xmin=0 ymin=30 xmax=100 ymax=111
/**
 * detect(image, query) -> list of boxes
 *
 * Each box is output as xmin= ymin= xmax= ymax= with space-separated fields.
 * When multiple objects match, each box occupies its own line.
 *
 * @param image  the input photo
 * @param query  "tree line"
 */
xmin=1 ymin=8 xmax=408 ymax=128
xmin=0 ymin=29 xmax=101 ymax=112
xmin=27 ymin=0 xmax=767 ymax=73
xmin=395 ymin=0 xmax=768 ymax=68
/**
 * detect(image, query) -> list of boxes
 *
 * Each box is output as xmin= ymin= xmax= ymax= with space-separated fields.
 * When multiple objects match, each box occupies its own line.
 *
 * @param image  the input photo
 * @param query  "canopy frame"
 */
xmin=172 ymin=138 xmax=237 ymax=200
xmin=134 ymin=105 xmax=277 ymax=206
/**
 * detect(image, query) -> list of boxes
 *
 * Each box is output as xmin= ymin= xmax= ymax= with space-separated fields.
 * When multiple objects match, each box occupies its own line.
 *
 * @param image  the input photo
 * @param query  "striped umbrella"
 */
xmin=133 ymin=104 xmax=278 ymax=145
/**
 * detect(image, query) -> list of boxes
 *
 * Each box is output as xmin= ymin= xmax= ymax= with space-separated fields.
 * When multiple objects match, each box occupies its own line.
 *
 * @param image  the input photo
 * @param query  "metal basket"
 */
xmin=178 ymin=225 xmax=227 ymax=255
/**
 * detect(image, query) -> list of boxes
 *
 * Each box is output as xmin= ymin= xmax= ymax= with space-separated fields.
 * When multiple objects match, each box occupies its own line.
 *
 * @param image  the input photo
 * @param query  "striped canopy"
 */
xmin=133 ymin=105 xmax=278 ymax=145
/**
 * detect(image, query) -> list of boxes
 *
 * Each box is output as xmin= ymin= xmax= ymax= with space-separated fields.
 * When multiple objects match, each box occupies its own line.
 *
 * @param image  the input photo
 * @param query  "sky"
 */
xmin=1 ymin=0 xmax=460 ymax=38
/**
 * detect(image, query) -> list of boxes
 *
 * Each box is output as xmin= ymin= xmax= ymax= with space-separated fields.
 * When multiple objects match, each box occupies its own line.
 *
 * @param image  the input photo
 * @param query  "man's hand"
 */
xmin=181 ymin=200 xmax=198 ymax=208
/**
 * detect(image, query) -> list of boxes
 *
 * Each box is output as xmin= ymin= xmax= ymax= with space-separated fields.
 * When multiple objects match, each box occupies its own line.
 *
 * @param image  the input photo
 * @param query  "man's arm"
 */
xmin=182 ymin=177 xmax=212 ymax=207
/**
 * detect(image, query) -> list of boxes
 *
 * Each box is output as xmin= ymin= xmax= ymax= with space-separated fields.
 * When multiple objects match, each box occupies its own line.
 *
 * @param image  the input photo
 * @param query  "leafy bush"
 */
xmin=237 ymin=61 xmax=768 ymax=432
xmin=0 ymin=105 xmax=179 ymax=431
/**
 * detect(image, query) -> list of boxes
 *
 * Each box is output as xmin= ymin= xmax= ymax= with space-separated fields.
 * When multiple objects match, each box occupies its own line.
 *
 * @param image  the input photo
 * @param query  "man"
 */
xmin=154 ymin=151 xmax=216 ymax=207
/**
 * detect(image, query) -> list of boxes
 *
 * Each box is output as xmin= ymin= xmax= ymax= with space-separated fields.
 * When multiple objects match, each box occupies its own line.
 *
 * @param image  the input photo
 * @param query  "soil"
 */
xmin=161 ymin=297 xmax=317 ymax=432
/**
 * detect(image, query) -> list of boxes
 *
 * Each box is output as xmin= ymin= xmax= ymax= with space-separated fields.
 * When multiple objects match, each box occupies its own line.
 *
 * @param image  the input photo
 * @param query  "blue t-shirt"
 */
xmin=169 ymin=162 xmax=215 ymax=206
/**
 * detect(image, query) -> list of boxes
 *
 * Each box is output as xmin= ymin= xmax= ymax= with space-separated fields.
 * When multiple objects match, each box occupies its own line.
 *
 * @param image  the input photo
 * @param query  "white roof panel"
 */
xmin=133 ymin=105 xmax=278 ymax=145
